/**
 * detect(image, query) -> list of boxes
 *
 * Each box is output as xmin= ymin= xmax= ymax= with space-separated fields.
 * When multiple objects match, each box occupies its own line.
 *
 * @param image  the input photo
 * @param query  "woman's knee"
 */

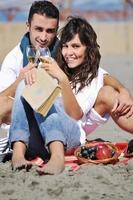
xmin=96 ymin=86 xmax=118 ymax=106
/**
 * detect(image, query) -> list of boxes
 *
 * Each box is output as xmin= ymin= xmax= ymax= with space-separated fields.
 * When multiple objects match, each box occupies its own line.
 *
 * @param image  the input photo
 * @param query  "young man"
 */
xmin=0 ymin=0 xmax=60 ymax=161
xmin=0 ymin=0 xmax=59 ymax=126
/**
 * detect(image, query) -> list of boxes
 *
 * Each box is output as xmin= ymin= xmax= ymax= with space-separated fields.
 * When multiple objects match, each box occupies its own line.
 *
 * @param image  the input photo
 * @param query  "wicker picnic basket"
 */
xmin=74 ymin=141 xmax=121 ymax=164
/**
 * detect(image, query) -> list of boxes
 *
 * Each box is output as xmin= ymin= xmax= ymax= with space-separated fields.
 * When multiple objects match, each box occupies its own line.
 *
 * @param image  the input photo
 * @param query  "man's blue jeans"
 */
xmin=9 ymin=81 xmax=81 ymax=152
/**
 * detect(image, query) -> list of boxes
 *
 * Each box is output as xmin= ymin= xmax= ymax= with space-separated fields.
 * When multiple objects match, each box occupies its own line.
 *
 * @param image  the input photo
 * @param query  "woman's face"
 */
xmin=61 ymin=34 xmax=87 ymax=69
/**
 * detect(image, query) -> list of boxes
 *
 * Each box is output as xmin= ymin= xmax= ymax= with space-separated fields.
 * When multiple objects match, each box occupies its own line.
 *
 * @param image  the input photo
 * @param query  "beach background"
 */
xmin=0 ymin=0 xmax=133 ymax=200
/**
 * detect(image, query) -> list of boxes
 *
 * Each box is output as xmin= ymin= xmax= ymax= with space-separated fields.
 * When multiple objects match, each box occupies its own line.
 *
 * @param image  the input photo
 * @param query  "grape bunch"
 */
xmin=79 ymin=146 xmax=97 ymax=160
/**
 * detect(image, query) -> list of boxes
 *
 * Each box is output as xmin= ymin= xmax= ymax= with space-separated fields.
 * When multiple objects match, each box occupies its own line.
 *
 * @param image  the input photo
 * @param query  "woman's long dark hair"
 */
xmin=56 ymin=16 xmax=101 ymax=93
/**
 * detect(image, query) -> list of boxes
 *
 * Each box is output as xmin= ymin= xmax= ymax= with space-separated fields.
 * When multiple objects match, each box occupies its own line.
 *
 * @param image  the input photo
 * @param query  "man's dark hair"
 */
xmin=28 ymin=0 xmax=59 ymax=24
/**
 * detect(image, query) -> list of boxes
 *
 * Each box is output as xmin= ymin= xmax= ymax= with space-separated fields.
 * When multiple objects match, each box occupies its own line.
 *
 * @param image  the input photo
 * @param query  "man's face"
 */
xmin=27 ymin=13 xmax=58 ymax=48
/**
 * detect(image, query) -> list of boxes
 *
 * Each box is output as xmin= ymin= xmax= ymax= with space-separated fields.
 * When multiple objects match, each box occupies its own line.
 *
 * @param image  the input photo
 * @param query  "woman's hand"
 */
xmin=40 ymin=58 xmax=67 ymax=83
xmin=40 ymin=57 xmax=83 ymax=120
xmin=104 ymin=74 xmax=133 ymax=118
xmin=112 ymin=89 xmax=133 ymax=118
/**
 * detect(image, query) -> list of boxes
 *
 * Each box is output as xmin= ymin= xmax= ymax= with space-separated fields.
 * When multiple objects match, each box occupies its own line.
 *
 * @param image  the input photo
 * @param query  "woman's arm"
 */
xmin=59 ymin=75 xmax=83 ymax=120
xmin=104 ymin=74 xmax=133 ymax=117
xmin=104 ymin=74 xmax=125 ymax=92
xmin=41 ymin=59 xmax=83 ymax=120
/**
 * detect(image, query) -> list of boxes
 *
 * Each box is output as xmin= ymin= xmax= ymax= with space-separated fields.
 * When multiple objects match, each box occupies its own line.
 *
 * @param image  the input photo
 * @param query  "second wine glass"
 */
xmin=39 ymin=47 xmax=51 ymax=63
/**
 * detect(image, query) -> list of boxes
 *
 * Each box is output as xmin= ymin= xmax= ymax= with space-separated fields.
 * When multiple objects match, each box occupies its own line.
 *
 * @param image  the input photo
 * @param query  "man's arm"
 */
xmin=0 ymin=63 xmax=36 ymax=97
xmin=0 ymin=63 xmax=35 ymax=124
xmin=0 ymin=72 xmax=23 ymax=125
xmin=0 ymin=77 xmax=23 ymax=97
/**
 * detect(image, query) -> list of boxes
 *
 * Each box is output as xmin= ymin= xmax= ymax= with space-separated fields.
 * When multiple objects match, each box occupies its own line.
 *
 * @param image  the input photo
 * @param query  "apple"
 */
xmin=96 ymin=144 xmax=112 ymax=160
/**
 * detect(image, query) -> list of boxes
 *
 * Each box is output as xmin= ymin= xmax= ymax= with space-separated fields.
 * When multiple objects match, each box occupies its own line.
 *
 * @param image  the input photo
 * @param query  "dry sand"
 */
xmin=0 ymin=161 xmax=133 ymax=200
xmin=0 ymin=55 xmax=133 ymax=200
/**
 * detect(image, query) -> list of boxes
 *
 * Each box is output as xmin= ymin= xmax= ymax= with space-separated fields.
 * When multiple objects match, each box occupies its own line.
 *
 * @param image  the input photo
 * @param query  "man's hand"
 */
xmin=18 ymin=63 xmax=37 ymax=81
xmin=25 ymin=67 xmax=37 ymax=85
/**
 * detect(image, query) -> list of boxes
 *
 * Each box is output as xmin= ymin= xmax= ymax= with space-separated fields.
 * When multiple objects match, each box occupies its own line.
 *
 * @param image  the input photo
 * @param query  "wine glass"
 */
xmin=39 ymin=47 xmax=51 ymax=63
xmin=26 ymin=45 xmax=39 ymax=64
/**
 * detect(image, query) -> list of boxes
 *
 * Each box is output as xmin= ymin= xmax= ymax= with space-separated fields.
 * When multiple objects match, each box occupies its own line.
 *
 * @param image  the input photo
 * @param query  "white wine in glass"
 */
xmin=39 ymin=47 xmax=51 ymax=63
xmin=26 ymin=45 xmax=39 ymax=64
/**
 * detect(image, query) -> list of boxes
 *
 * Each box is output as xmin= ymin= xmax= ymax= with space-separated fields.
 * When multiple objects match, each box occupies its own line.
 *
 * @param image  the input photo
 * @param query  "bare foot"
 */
xmin=11 ymin=141 xmax=32 ymax=171
xmin=36 ymin=154 xmax=65 ymax=175
xmin=12 ymin=153 xmax=32 ymax=171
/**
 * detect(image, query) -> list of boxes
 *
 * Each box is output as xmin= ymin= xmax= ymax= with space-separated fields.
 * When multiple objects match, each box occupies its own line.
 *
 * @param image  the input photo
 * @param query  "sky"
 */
xmin=0 ymin=0 xmax=124 ymax=10
xmin=0 ymin=0 xmax=132 ymax=22
xmin=72 ymin=0 xmax=124 ymax=10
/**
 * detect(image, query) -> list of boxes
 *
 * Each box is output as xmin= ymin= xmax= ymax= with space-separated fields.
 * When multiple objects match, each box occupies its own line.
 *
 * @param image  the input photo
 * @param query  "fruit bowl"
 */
xmin=74 ymin=141 xmax=121 ymax=164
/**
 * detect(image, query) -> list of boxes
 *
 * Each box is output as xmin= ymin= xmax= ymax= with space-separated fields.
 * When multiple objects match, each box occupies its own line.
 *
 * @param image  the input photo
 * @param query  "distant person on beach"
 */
xmin=0 ymin=0 xmax=59 ymax=126
xmin=9 ymin=16 xmax=133 ymax=175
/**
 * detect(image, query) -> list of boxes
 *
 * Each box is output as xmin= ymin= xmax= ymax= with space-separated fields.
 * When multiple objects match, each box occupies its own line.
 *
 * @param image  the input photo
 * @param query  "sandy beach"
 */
xmin=0 ymin=55 xmax=133 ymax=200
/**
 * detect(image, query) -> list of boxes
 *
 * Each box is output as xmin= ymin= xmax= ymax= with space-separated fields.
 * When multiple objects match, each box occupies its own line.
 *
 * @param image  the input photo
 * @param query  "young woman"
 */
xmin=9 ymin=17 xmax=133 ymax=174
